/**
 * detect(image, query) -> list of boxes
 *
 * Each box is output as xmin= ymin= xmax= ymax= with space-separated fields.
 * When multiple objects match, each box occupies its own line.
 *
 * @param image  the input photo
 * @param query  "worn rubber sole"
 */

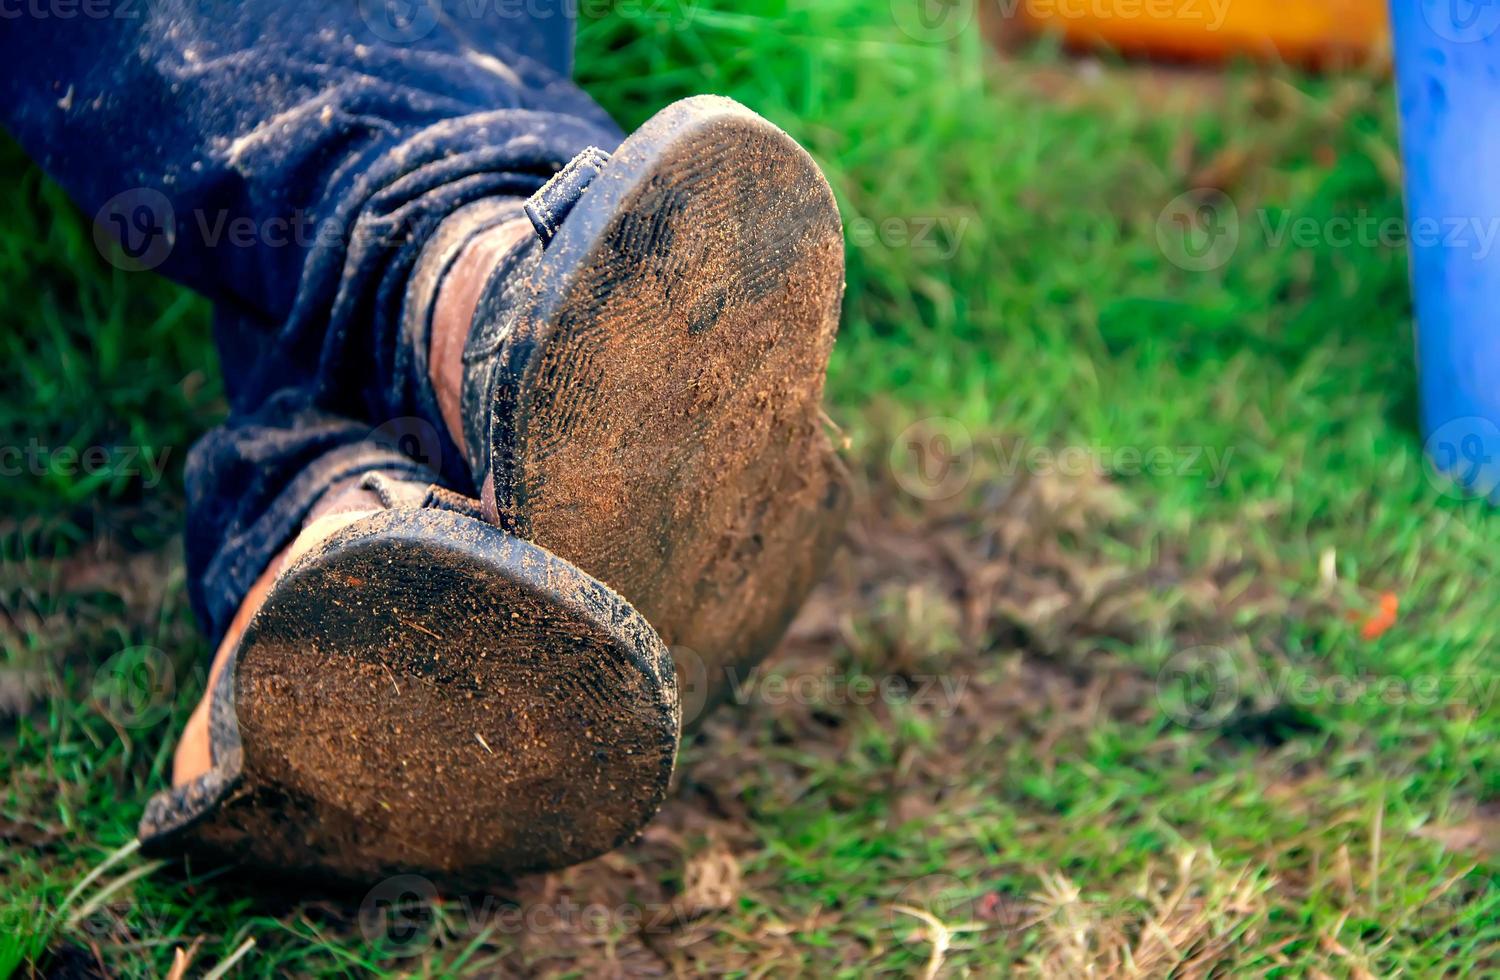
xmin=487 ymin=96 xmax=850 ymax=716
xmin=138 ymin=508 xmax=679 ymax=887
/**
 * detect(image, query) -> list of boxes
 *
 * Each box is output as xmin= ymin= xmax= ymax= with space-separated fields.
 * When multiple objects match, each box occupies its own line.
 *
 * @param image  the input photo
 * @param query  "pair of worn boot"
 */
xmin=138 ymin=96 xmax=850 ymax=888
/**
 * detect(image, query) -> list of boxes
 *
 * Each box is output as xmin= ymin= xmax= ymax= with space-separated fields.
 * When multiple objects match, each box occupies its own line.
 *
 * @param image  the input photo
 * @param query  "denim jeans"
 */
xmin=0 ymin=0 xmax=624 ymax=640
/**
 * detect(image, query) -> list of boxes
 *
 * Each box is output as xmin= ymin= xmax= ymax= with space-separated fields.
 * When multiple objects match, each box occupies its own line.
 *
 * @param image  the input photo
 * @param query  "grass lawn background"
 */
xmin=1 ymin=0 xmax=1496 ymax=975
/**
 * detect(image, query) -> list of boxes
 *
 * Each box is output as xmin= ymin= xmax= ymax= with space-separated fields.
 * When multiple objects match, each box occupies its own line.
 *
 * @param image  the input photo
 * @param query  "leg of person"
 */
xmin=1 ymin=0 xmax=847 ymax=878
xmin=2 ymin=2 xmax=849 ymax=716
xmin=1 ymin=0 xmax=618 ymax=486
xmin=0 ymin=0 xmax=628 ymax=637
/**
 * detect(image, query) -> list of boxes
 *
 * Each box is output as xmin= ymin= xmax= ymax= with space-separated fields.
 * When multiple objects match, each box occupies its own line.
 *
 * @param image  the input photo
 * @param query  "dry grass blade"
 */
xmin=891 ymin=904 xmax=953 ymax=980
xmin=201 ymin=937 xmax=257 ymax=980
xmin=163 ymin=938 xmax=203 ymax=980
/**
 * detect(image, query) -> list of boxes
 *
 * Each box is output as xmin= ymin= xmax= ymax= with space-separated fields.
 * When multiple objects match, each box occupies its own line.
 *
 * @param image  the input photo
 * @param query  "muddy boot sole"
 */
xmin=479 ymin=95 xmax=850 ymax=718
xmin=138 ymin=508 xmax=679 ymax=887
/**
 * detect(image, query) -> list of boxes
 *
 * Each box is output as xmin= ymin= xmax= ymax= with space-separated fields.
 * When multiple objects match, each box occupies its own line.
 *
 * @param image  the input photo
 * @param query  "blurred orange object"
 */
xmin=1357 ymin=592 xmax=1400 ymax=641
xmin=1011 ymin=0 xmax=1389 ymax=65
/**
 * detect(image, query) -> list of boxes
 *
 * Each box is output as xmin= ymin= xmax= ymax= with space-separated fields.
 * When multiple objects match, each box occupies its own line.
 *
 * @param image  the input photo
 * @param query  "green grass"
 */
xmin=2 ymin=0 xmax=1497 ymax=975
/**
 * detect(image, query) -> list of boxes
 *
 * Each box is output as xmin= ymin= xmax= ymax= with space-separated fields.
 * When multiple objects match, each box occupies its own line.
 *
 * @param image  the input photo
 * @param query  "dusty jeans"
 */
xmin=0 ymin=0 xmax=623 ymax=640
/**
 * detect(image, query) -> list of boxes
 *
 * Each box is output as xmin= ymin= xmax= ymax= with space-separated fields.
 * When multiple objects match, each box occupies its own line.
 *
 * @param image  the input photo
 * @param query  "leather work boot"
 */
xmin=421 ymin=95 xmax=851 ymax=725
xmin=141 ymin=473 xmax=679 ymax=887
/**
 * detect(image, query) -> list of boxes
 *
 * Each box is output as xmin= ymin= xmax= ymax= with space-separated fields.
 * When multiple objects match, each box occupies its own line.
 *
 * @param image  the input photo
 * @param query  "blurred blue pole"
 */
xmin=1390 ymin=1 xmax=1500 ymax=501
